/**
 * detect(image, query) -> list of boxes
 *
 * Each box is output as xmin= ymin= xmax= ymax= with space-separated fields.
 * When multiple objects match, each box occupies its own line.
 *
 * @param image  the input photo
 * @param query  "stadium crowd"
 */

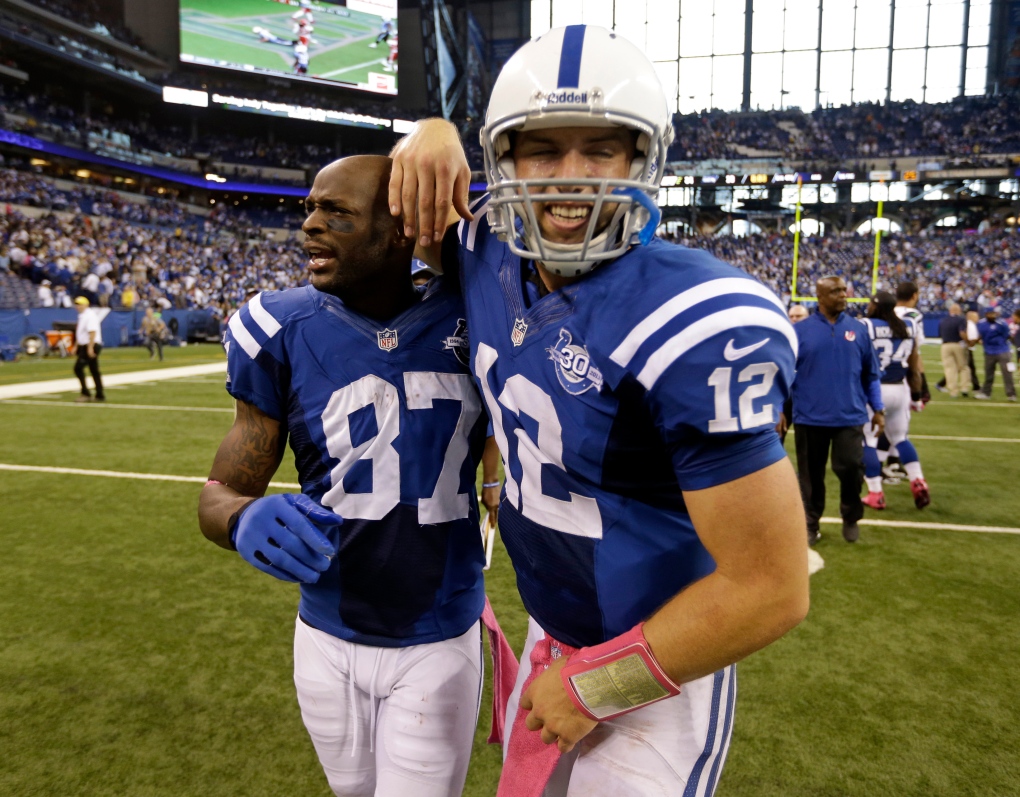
xmin=0 ymin=170 xmax=307 ymax=314
xmin=2 ymin=167 xmax=1017 ymax=318
xmin=663 ymin=228 xmax=1020 ymax=316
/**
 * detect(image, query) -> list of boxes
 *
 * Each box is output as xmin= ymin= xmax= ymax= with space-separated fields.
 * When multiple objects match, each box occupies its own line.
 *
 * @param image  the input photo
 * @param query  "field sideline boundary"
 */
xmin=0 ymin=463 xmax=299 ymax=489
xmin=1 ymin=463 xmax=1017 ymax=535
xmin=819 ymin=517 xmax=1020 ymax=535
xmin=0 ymin=362 xmax=226 ymax=399
xmin=0 ymin=399 xmax=233 ymax=413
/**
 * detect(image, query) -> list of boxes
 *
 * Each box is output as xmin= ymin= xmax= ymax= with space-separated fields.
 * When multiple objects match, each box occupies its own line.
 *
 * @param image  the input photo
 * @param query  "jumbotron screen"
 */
xmin=179 ymin=0 xmax=398 ymax=96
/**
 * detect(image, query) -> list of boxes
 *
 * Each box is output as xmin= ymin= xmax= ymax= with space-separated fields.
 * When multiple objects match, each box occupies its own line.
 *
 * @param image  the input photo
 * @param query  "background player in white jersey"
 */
xmin=198 ymin=156 xmax=491 ymax=797
xmin=860 ymin=292 xmax=930 ymax=510
xmin=391 ymin=26 xmax=809 ymax=796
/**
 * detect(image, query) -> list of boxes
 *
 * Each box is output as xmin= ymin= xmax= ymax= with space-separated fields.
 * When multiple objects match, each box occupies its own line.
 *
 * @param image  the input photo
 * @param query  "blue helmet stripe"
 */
xmin=557 ymin=25 xmax=586 ymax=88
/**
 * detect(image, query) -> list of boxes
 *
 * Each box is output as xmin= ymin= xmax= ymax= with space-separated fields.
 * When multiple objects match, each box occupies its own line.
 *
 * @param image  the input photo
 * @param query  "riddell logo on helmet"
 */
xmin=541 ymin=90 xmax=588 ymax=105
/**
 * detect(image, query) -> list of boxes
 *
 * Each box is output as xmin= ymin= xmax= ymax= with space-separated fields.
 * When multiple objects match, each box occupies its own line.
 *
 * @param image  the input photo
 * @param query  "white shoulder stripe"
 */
xmin=228 ymin=311 xmax=261 ymax=360
xmin=637 ymin=306 xmax=798 ymax=390
xmin=610 ymin=278 xmax=786 ymax=368
xmin=247 ymin=293 xmax=282 ymax=338
xmin=465 ymin=200 xmax=489 ymax=252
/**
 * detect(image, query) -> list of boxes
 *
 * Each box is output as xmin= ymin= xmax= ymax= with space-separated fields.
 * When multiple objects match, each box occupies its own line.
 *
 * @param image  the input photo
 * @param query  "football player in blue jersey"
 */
xmin=390 ymin=26 xmax=810 ymax=797
xmin=860 ymin=292 xmax=930 ymax=509
xmin=198 ymin=155 xmax=493 ymax=797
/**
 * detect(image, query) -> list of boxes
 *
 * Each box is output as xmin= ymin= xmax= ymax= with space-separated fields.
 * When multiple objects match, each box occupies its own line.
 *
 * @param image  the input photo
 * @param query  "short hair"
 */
xmin=895 ymin=281 xmax=918 ymax=301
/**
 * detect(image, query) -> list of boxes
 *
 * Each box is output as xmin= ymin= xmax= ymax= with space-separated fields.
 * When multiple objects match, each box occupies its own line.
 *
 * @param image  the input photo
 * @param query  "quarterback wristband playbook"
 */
xmin=560 ymin=623 xmax=681 ymax=721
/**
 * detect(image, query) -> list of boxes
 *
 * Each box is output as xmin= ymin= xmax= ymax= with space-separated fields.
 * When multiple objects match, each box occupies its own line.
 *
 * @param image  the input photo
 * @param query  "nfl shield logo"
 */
xmin=378 ymin=328 xmax=399 ymax=351
xmin=844 ymin=330 xmax=856 ymax=342
xmin=511 ymin=318 xmax=528 ymax=347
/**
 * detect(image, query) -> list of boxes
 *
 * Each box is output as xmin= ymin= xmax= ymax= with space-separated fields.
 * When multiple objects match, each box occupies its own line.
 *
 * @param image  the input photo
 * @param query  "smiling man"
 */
xmin=198 ymin=155 xmax=491 ymax=797
xmin=391 ymin=25 xmax=810 ymax=797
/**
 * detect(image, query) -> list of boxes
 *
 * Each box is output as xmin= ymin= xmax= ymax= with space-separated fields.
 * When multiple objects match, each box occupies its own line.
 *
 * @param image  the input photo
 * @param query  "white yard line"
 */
xmin=0 ymin=463 xmax=299 ymax=490
xmin=925 ymin=401 xmax=1018 ymax=408
xmin=319 ymin=57 xmax=387 ymax=78
xmin=0 ymin=362 xmax=226 ymax=399
xmin=819 ymin=517 xmax=1020 ymax=535
xmin=0 ymin=400 xmax=232 ymax=413
xmin=912 ymin=434 xmax=1020 ymax=443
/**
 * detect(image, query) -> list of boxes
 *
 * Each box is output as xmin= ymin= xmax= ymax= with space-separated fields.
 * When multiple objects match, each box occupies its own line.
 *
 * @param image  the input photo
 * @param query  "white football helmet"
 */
xmin=481 ymin=25 xmax=675 ymax=276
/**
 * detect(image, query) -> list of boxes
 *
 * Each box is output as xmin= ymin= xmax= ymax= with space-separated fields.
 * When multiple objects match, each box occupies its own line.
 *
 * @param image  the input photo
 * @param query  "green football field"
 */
xmin=180 ymin=0 xmax=396 ymax=92
xmin=0 ymin=343 xmax=1018 ymax=795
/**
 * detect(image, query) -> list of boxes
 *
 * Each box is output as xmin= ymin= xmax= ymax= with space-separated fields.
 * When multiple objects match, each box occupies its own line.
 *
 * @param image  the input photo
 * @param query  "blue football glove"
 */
xmin=232 ymin=494 xmax=341 ymax=583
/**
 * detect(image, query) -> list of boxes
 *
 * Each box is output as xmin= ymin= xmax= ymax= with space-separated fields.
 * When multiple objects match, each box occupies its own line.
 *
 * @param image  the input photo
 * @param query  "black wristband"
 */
xmin=911 ymin=391 xmax=923 ymax=402
xmin=227 ymin=499 xmax=258 ymax=550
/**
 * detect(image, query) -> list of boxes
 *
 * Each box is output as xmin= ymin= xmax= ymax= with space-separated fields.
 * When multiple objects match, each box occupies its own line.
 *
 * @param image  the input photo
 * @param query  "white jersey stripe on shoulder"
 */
xmin=638 ymin=306 xmax=797 ymax=390
xmin=247 ymin=292 xmax=282 ymax=338
xmin=227 ymin=311 xmax=261 ymax=360
xmin=468 ymin=193 xmax=490 ymax=214
xmin=610 ymin=278 xmax=786 ymax=368
xmin=465 ymin=200 xmax=490 ymax=252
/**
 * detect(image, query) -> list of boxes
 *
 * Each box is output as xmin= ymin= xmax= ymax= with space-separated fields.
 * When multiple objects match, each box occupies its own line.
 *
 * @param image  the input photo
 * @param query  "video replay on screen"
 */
xmin=179 ymin=0 xmax=398 ymax=95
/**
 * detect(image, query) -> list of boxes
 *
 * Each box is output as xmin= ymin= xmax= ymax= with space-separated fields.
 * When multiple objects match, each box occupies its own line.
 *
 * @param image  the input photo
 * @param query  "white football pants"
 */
xmin=293 ymin=616 xmax=483 ymax=797
xmin=864 ymin=381 xmax=911 ymax=447
xmin=504 ymin=618 xmax=736 ymax=797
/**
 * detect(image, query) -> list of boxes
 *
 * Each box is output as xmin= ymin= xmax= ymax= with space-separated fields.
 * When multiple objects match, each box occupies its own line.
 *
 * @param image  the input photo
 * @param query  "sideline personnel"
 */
xmin=73 ymin=296 xmax=105 ymax=402
xmin=792 ymin=276 xmax=884 ymax=544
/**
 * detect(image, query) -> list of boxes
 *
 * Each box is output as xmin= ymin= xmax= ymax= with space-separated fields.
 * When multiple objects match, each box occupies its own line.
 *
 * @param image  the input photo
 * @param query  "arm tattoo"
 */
xmin=212 ymin=401 xmax=285 ymax=496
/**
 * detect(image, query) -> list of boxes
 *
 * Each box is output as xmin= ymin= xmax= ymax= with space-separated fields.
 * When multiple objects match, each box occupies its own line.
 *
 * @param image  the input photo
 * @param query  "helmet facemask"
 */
xmin=483 ymin=110 xmax=671 ymax=277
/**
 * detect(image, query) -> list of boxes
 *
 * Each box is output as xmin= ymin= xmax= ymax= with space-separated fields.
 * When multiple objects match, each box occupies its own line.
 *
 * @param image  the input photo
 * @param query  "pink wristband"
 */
xmin=560 ymin=622 xmax=681 ymax=721
xmin=205 ymin=479 xmax=226 ymax=487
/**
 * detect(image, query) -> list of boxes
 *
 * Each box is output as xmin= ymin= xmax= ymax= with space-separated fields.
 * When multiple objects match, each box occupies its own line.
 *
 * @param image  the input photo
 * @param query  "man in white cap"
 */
xmin=73 ymin=296 xmax=105 ymax=402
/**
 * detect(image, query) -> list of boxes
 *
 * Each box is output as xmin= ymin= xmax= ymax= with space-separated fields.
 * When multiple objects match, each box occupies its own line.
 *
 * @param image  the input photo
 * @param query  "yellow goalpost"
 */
xmin=789 ymin=177 xmax=882 ymax=303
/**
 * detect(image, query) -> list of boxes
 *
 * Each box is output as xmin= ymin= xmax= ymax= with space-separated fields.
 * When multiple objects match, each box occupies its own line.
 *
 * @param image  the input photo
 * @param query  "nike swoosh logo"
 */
xmin=723 ymin=338 xmax=770 ymax=361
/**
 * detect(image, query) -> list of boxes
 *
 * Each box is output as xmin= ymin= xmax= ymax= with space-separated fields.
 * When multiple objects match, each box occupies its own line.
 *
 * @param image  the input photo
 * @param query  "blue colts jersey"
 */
xmin=224 ymin=283 xmax=488 ymax=647
xmin=447 ymin=202 xmax=796 ymax=649
xmin=861 ymin=317 xmax=916 ymax=384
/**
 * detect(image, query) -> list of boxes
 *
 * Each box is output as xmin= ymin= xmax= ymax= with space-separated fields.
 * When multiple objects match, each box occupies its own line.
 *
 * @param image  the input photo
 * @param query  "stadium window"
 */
xmin=965 ymin=46 xmax=988 ymax=95
xmin=678 ymin=57 xmax=713 ymax=113
xmin=712 ymin=54 xmax=745 ymax=110
xmin=892 ymin=0 xmax=929 ymax=49
xmin=531 ymin=0 xmax=551 ymax=36
xmin=927 ymin=1 xmax=964 ymax=47
xmin=890 ymin=48 xmax=926 ymax=102
xmin=720 ymin=219 xmax=763 ymax=237
xmin=783 ymin=50 xmax=817 ymax=110
xmin=854 ymin=0 xmax=891 ymax=50
xmin=614 ymin=3 xmax=647 ymax=51
xmin=925 ymin=45 xmax=962 ymax=102
xmin=888 ymin=182 xmax=909 ymax=202
xmin=789 ymin=218 xmax=824 ymax=236
xmin=752 ymin=52 xmax=784 ymax=110
xmin=856 ymin=217 xmax=902 ymax=234
xmin=820 ymin=1 xmax=855 ymax=51
xmin=655 ymin=60 xmax=680 ymax=113
xmin=581 ymin=0 xmax=613 ymax=28
xmin=752 ymin=0 xmax=785 ymax=54
xmin=679 ymin=2 xmax=714 ymax=58
xmin=784 ymin=0 xmax=819 ymax=52
xmin=552 ymin=0 xmax=582 ymax=29
xmin=819 ymin=50 xmax=853 ymax=107
xmin=967 ymin=0 xmax=991 ymax=47
xmin=713 ymin=0 xmax=745 ymax=55
xmin=853 ymin=48 xmax=889 ymax=103
xmin=647 ymin=5 xmax=680 ymax=61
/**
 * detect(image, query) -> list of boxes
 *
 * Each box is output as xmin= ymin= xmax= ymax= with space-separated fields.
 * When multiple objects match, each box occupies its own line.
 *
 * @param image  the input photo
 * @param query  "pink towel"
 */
xmin=496 ymin=634 xmax=579 ymax=797
xmin=481 ymin=596 xmax=519 ymax=745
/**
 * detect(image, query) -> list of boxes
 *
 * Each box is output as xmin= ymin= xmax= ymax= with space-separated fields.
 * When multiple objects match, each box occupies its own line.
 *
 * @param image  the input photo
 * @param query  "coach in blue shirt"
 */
xmin=976 ymin=309 xmax=1017 ymax=400
xmin=792 ymin=276 xmax=884 ymax=544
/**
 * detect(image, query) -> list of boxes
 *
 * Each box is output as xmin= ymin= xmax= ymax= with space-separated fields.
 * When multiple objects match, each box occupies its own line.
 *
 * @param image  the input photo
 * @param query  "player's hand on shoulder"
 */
xmin=233 ymin=493 xmax=341 ymax=583
xmin=389 ymin=118 xmax=473 ymax=247
xmin=520 ymin=657 xmax=598 ymax=754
